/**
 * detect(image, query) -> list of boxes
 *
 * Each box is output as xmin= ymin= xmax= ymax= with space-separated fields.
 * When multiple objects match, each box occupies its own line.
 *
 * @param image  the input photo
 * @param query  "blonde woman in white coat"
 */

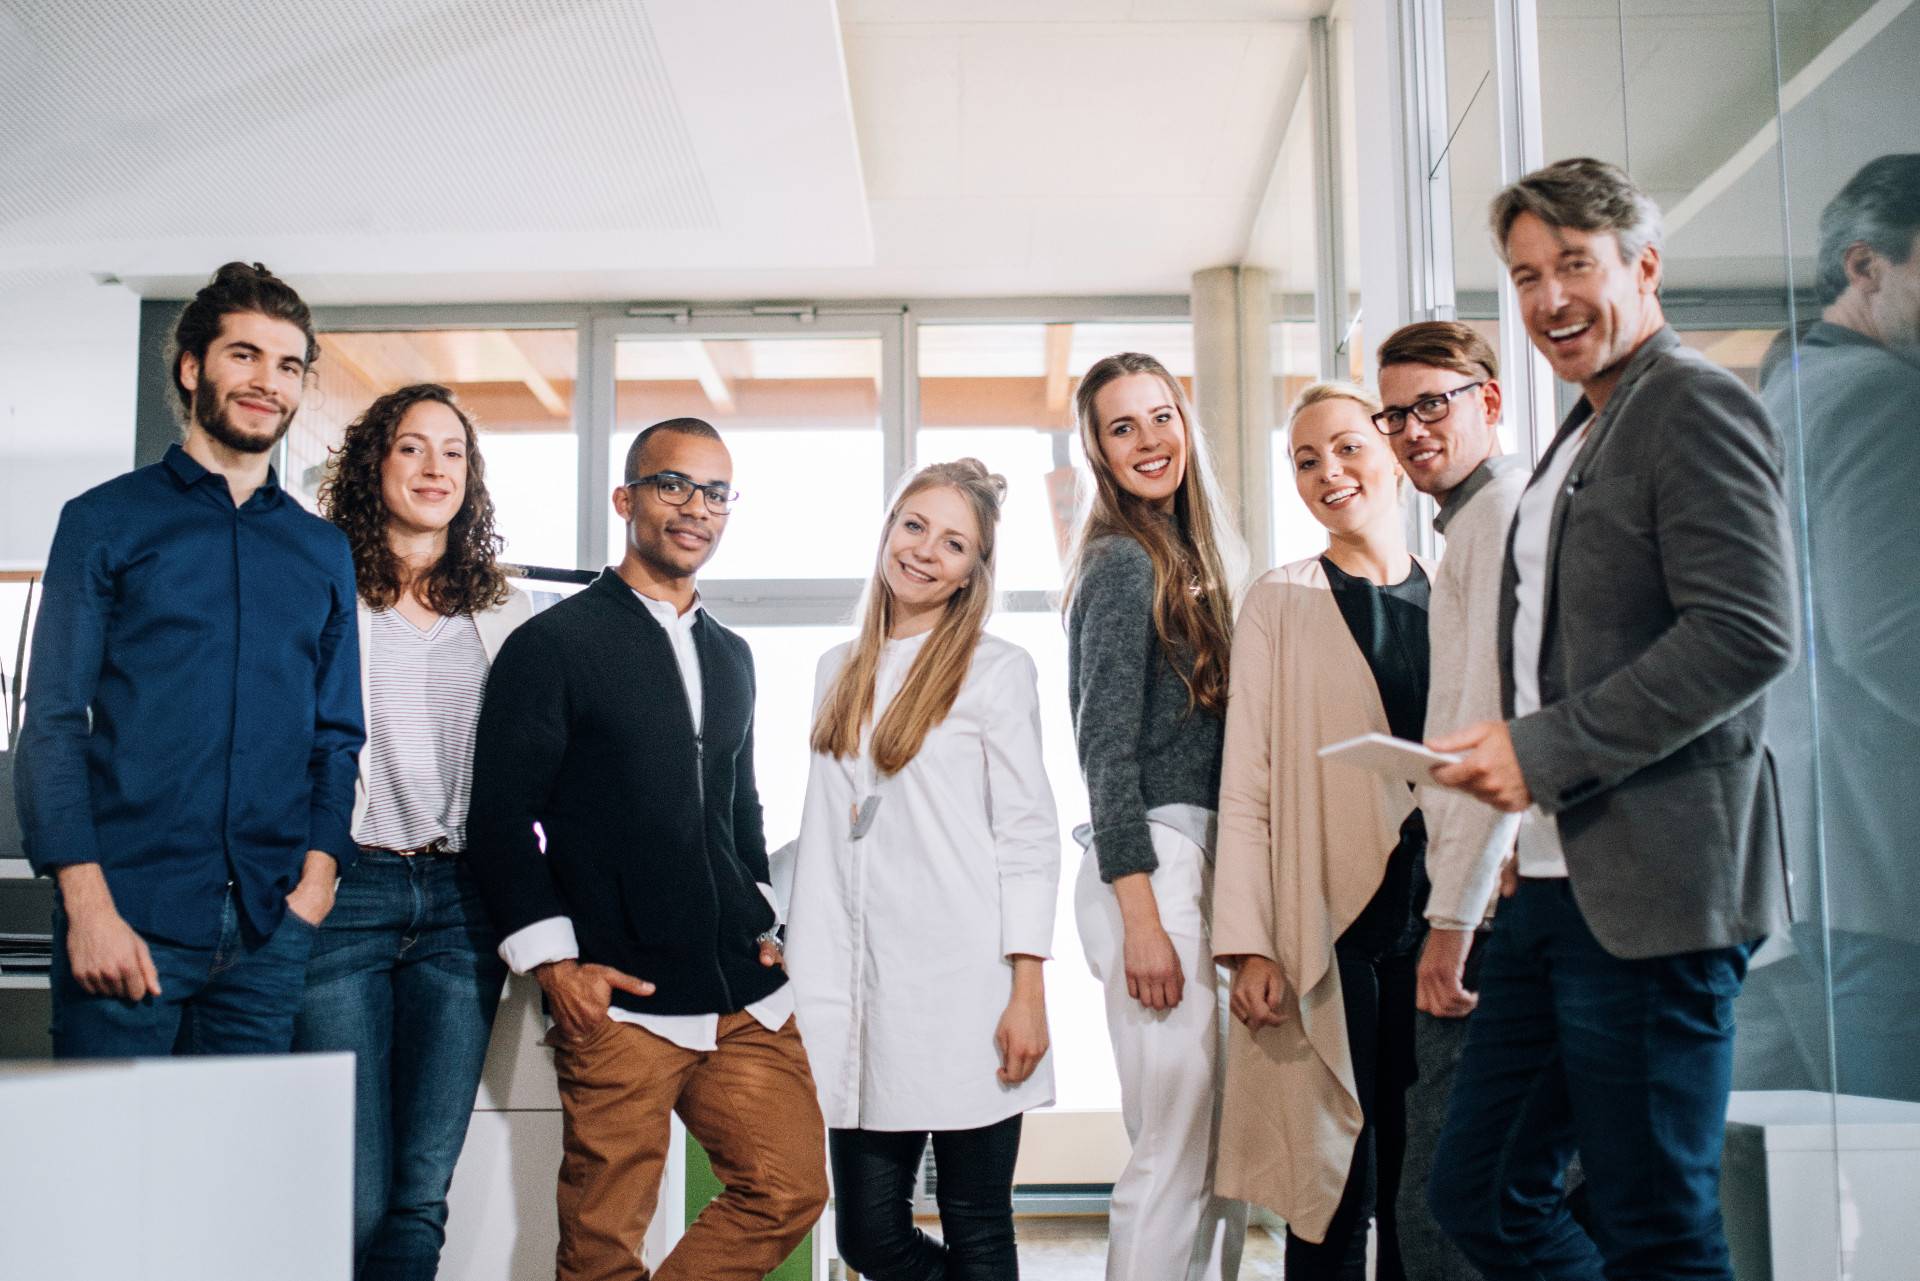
xmin=786 ymin=459 xmax=1061 ymax=1281
xmin=293 ymin=383 xmax=532 ymax=1281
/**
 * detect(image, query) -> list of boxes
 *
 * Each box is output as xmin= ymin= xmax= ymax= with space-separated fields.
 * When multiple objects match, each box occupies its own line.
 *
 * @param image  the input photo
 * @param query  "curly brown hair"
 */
xmin=317 ymin=383 xmax=510 ymax=615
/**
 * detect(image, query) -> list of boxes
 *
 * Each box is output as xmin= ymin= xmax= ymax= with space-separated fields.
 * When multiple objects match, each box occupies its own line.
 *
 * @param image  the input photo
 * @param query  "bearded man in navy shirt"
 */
xmin=15 ymin=262 xmax=364 ymax=1058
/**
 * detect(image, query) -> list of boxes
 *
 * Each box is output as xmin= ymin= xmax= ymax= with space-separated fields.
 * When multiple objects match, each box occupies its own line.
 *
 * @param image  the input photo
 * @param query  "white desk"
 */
xmin=0 ymin=1054 xmax=354 ymax=1281
xmin=1723 ymin=1089 xmax=1920 ymax=1281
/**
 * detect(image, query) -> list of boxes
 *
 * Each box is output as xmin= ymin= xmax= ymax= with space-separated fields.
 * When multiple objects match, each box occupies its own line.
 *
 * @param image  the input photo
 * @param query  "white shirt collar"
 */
xmin=629 ymin=584 xmax=703 ymax=633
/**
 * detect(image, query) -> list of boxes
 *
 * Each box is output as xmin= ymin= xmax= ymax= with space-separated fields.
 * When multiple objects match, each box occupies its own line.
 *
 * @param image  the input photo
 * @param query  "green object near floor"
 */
xmin=685 ymin=1133 xmax=813 ymax=1279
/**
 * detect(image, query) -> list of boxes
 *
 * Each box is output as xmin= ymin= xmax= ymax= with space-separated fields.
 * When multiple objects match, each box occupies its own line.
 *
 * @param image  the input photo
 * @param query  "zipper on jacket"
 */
xmin=676 ymin=646 xmax=730 ymax=1010
xmin=692 ymin=728 xmax=736 ymax=1011
xmin=681 ymin=679 xmax=729 ymax=1009
xmin=692 ymin=732 xmax=705 ymax=808
xmin=668 ymin=607 xmax=733 ymax=1009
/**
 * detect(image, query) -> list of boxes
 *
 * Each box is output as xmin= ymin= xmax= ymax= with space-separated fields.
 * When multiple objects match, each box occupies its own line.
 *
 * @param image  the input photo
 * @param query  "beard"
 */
xmin=193 ymin=378 xmax=296 ymax=454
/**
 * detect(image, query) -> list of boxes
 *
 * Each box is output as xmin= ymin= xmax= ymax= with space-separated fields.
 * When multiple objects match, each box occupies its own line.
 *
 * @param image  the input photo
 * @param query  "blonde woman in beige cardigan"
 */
xmin=1214 ymin=382 xmax=1435 ymax=1281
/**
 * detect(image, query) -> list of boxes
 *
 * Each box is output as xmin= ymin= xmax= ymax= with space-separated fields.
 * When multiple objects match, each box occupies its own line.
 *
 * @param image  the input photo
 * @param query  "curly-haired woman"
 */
xmin=293 ymin=382 xmax=532 ymax=1281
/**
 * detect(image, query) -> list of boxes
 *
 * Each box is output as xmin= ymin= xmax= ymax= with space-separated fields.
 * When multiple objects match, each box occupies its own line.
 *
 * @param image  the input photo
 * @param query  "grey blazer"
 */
xmin=1500 ymin=327 xmax=1797 ymax=960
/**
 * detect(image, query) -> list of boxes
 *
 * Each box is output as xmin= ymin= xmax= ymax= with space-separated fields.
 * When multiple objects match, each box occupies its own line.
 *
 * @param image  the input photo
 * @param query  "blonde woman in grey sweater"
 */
xmin=1063 ymin=352 xmax=1247 ymax=1281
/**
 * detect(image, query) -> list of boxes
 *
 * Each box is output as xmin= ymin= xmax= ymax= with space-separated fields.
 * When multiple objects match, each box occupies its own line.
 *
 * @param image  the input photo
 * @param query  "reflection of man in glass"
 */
xmin=1743 ymin=154 xmax=1920 ymax=1102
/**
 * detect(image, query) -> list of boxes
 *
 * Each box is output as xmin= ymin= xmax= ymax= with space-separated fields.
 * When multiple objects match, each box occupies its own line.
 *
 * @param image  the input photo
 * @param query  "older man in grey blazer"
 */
xmin=1424 ymin=158 xmax=1796 ymax=1281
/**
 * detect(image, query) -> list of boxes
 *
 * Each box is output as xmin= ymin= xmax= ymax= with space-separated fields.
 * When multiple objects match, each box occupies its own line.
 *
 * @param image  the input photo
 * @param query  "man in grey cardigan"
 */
xmin=1427 ymin=159 xmax=1796 ymax=1280
xmin=1373 ymin=320 xmax=1528 ymax=1281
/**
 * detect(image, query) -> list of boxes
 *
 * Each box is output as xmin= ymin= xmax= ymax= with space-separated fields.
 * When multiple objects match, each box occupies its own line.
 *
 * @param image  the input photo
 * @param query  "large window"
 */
xmin=604 ymin=335 xmax=886 ymax=581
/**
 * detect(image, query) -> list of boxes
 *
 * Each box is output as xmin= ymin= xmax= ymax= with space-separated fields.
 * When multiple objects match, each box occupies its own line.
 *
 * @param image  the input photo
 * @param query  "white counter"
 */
xmin=0 ymin=1053 xmax=353 ymax=1281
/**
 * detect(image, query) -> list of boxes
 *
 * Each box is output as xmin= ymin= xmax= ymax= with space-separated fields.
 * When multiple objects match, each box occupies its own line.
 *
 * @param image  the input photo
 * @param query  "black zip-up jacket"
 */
xmin=467 ymin=570 xmax=782 ymax=1016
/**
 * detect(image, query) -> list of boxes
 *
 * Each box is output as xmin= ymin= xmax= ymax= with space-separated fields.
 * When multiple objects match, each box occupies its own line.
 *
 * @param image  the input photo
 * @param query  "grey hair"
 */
xmin=1816 ymin=154 xmax=1920 ymax=305
xmin=1490 ymin=157 xmax=1665 ymax=267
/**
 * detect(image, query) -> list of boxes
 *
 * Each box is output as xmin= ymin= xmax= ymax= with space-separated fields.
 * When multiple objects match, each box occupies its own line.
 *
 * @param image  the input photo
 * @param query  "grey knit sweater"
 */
xmin=1067 ymin=534 xmax=1226 ymax=881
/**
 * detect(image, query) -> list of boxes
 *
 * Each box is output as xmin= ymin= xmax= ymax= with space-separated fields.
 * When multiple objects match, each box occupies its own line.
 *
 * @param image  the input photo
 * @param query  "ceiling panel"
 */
xmin=839 ymin=1 xmax=1328 ymax=22
xmin=6 ymin=0 xmax=1320 ymax=302
xmin=0 ymin=0 xmax=871 ymax=281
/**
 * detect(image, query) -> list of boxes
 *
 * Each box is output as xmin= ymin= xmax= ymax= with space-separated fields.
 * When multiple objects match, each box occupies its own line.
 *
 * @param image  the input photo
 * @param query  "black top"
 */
xmin=1321 ymin=555 xmax=1432 ymax=956
xmin=466 ymin=570 xmax=782 ymax=1016
xmin=15 ymin=443 xmax=362 ymax=948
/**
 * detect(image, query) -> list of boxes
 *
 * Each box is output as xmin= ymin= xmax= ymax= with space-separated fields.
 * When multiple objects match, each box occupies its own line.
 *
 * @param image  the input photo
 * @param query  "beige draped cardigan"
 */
xmin=1210 ymin=554 xmax=1429 ymax=1242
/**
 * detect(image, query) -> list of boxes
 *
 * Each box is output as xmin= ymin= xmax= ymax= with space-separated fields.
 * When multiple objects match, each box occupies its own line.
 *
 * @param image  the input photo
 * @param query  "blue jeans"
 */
xmin=1427 ymin=880 xmax=1750 ymax=1281
xmin=51 ymin=884 xmax=317 ymax=1057
xmin=293 ymin=850 xmax=507 ymax=1281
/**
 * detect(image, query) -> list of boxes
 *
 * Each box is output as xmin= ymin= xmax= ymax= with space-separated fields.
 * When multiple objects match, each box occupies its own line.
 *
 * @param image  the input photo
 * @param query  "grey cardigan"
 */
xmin=1067 ymin=534 xmax=1225 ymax=881
xmin=1501 ymin=327 xmax=1796 ymax=959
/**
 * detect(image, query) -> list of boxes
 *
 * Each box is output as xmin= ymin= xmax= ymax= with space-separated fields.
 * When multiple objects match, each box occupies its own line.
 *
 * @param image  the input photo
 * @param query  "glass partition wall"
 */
xmin=1428 ymin=2 xmax=1920 ymax=1276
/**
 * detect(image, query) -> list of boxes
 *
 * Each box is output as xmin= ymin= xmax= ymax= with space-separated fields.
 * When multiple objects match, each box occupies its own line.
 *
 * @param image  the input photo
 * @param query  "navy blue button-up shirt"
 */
xmin=15 ymin=444 xmax=364 ymax=947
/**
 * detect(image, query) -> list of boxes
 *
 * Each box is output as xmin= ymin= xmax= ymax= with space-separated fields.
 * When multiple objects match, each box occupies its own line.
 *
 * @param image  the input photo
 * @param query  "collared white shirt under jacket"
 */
xmin=1509 ymin=421 xmax=1595 ymax=879
xmin=498 ymin=586 xmax=792 ymax=1051
xmin=785 ymin=628 xmax=1062 ymax=1132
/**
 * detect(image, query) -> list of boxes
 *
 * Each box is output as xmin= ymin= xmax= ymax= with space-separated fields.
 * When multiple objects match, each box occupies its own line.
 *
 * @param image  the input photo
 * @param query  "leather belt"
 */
xmin=365 ymin=837 xmax=456 ymax=860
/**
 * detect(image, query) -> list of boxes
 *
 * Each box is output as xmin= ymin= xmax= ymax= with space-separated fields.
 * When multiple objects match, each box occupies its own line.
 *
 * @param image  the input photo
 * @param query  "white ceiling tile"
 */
xmin=0 ymin=1 xmax=872 ymax=279
xmin=844 ymin=30 xmax=965 ymax=198
xmin=1026 ymin=195 xmax=1247 ymax=286
xmin=842 ymin=0 xmax=1327 ymax=22
xmin=1127 ymin=1 xmax=1330 ymax=21
xmin=842 ymin=1 xmax=1143 ymax=24
xmin=953 ymin=26 xmax=1280 ymax=198
xmin=867 ymin=197 xmax=1036 ymax=268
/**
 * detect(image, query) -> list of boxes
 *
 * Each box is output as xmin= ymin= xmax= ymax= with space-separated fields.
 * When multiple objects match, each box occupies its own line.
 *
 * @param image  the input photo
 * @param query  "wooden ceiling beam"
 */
xmin=1043 ymin=323 xmax=1075 ymax=416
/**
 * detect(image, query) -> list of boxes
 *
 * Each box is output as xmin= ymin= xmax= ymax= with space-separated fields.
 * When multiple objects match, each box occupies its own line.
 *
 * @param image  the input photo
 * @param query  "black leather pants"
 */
xmin=829 ymin=1114 xmax=1024 ymax=1281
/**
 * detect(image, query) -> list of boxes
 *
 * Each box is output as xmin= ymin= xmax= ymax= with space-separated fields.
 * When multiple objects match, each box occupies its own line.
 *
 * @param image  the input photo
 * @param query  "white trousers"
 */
xmin=1075 ymin=823 xmax=1247 ymax=1281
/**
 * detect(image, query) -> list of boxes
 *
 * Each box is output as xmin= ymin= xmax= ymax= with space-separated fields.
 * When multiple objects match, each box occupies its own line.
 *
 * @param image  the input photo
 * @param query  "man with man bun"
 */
xmin=16 ymin=262 xmax=363 ymax=1058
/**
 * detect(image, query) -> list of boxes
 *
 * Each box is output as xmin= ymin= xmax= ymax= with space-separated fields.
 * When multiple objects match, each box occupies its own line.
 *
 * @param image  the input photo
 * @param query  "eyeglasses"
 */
xmin=627 ymin=470 xmax=739 ymax=514
xmin=1371 ymin=380 xmax=1487 ymax=435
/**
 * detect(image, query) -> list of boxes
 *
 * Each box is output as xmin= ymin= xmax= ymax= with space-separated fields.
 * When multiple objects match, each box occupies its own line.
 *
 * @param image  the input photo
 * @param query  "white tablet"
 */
xmin=1317 ymin=732 xmax=1463 ymax=787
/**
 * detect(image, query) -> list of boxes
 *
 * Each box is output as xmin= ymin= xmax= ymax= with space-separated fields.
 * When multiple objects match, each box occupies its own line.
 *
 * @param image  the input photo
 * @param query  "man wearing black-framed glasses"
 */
xmin=468 ymin=416 xmax=827 ymax=1280
xmin=1374 ymin=321 xmax=1530 ymax=1281
xmin=1370 ymin=378 xmax=1488 ymax=438
xmin=625 ymin=467 xmax=740 ymax=516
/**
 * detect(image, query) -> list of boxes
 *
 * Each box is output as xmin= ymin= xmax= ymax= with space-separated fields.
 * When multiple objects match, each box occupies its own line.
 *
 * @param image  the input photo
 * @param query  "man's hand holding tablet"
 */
xmin=1317 ymin=733 xmax=1464 ymax=787
xmin=1427 ymin=720 xmax=1533 ymax=812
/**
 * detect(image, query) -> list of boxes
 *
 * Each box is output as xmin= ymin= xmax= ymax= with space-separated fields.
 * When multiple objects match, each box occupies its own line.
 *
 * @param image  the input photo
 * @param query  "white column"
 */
xmin=1191 ymin=265 xmax=1274 ymax=570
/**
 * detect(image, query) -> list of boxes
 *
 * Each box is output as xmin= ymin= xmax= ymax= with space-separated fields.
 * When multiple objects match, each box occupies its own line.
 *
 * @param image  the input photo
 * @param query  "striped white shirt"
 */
xmin=352 ymin=608 xmax=490 ymax=853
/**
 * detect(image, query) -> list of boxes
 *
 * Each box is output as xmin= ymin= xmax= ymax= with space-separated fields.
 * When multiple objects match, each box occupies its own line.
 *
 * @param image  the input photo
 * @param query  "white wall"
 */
xmin=0 ymin=271 xmax=139 ymax=567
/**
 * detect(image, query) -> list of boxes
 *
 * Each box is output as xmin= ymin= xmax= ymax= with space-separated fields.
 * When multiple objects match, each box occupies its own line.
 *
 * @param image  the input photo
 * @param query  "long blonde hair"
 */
xmin=1062 ymin=352 xmax=1243 ymax=715
xmin=810 ymin=459 xmax=1008 ymax=776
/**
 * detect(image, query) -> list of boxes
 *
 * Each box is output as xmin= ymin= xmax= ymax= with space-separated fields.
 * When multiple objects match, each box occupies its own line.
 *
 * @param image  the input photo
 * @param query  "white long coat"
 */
xmin=785 ymin=629 xmax=1061 ymax=1131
